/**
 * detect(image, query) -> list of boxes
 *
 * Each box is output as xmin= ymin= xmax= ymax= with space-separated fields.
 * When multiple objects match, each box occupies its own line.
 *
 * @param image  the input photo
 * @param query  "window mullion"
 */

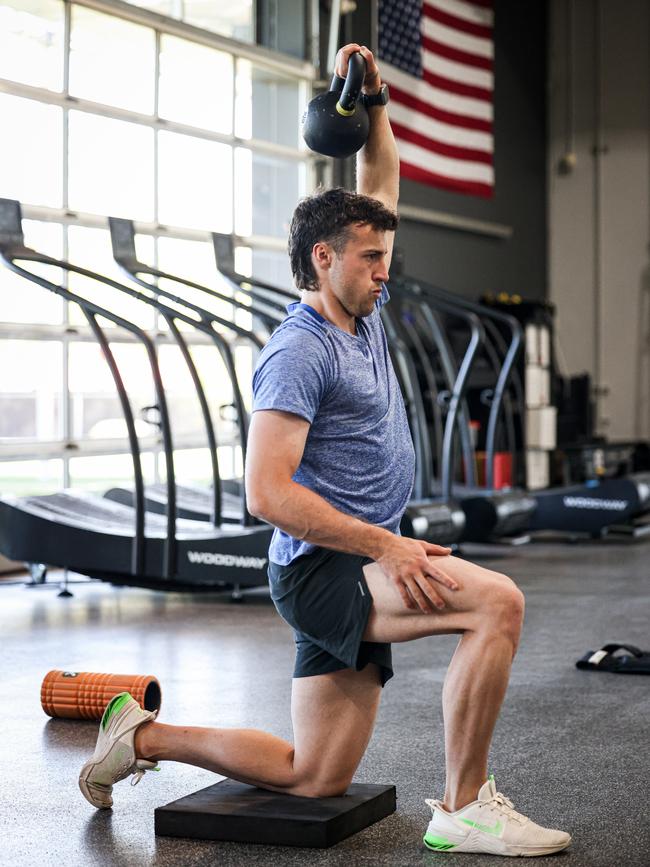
xmin=62 ymin=0 xmax=72 ymax=486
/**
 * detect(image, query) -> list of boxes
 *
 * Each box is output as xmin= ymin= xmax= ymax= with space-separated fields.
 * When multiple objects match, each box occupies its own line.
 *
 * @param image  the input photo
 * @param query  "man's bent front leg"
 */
xmin=362 ymin=556 xmax=525 ymax=812
xmin=134 ymin=664 xmax=382 ymax=798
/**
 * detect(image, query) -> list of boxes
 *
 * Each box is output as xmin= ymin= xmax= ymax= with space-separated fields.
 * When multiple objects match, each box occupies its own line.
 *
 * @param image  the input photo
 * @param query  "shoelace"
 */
xmin=130 ymin=761 xmax=160 ymax=787
xmin=483 ymin=792 xmax=528 ymax=825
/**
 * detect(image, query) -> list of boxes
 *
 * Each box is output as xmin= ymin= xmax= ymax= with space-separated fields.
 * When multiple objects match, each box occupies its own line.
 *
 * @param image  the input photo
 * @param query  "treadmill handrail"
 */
xmin=109 ymin=218 xmax=286 ymax=328
xmin=404 ymin=276 xmax=524 ymax=490
xmin=404 ymin=300 xmax=476 ymax=487
xmin=0 ymin=247 xmax=177 ymax=577
xmin=381 ymin=307 xmax=432 ymax=500
xmin=213 ymin=232 xmax=300 ymax=305
xmin=6 ymin=245 xmax=256 ymax=526
xmin=389 ymin=281 xmax=484 ymax=501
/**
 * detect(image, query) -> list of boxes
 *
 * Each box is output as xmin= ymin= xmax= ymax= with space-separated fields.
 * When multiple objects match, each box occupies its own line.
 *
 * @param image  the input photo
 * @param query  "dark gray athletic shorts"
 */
xmin=268 ymin=547 xmax=393 ymax=686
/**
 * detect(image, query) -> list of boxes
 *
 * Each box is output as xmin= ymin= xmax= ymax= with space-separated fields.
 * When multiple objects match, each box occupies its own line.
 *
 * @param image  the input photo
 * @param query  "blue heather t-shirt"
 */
xmin=251 ymin=285 xmax=416 ymax=566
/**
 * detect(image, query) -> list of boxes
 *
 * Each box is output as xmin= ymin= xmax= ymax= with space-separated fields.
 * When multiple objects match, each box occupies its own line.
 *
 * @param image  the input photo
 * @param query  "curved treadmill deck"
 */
xmin=104 ymin=483 xmax=246 ymax=523
xmin=0 ymin=491 xmax=272 ymax=588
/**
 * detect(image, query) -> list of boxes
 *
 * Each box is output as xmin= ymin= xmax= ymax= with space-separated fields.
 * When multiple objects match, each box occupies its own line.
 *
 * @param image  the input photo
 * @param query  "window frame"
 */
xmin=0 ymin=0 xmax=328 ymax=488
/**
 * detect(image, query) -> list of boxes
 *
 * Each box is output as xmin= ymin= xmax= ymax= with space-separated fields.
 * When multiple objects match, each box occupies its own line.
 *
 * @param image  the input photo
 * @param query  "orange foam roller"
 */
xmin=41 ymin=670 xmax=162 ymax=721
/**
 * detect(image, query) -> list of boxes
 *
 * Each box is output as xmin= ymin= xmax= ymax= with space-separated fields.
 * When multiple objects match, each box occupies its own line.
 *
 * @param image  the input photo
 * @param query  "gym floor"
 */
xmin=2 ymin=540 xmax=648 ymax=867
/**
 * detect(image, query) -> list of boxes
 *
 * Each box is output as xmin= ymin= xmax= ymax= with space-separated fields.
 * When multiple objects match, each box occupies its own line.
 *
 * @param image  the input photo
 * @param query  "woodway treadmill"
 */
xmin=397 ymin=274 xmax=650 ymax=540
xmin=102 ymin=217 xmax=286 ymax=523
xmin=0 ymin=198 xmax=272 ymax=591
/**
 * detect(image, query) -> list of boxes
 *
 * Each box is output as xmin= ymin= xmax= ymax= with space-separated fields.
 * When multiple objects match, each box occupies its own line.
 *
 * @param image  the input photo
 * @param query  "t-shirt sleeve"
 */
xmin=252 ymin=329 xmax=332 ymax=423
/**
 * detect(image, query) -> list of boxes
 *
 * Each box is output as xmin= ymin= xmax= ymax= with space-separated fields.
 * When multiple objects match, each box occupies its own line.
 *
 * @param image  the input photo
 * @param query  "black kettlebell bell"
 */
xmin=302 ymin=52 xmax=370 ymax=159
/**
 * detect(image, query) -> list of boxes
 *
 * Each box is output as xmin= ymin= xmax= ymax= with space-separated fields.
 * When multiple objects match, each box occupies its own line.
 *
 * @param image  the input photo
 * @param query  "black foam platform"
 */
xmin=155 ymin=779 xmax=396 ymax=848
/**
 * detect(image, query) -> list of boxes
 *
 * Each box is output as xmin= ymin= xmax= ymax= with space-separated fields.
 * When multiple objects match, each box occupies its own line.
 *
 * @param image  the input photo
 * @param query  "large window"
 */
xmin=0 ymin=0 xmax=316 ymax=495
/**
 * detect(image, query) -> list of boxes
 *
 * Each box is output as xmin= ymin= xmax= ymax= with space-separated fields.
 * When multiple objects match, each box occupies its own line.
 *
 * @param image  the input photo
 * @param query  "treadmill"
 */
xmin=102 ymin=217 xmax=285 ymax=520
xmin=0 ymin=198 xmax=272 ymax=591
xmin=403 ymin=273 xmax=650 ymax=539
xmin=391 ymin=274 xmax=537 ymax=543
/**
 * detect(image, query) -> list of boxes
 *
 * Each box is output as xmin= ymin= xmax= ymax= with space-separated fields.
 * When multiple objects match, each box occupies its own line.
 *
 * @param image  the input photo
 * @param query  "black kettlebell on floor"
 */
xmin=302 ymin=52 xmax=370 ymax=158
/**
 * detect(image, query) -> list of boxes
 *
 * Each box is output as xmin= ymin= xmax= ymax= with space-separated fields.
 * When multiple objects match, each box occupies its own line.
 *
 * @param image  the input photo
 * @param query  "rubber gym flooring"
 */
xmin=1 ymin=539 xmax=648 ymax=867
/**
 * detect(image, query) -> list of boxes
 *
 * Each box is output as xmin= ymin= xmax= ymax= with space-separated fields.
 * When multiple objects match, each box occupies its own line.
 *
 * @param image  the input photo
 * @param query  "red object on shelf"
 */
xmin=476 ymin=452 xmax=513 ymax=489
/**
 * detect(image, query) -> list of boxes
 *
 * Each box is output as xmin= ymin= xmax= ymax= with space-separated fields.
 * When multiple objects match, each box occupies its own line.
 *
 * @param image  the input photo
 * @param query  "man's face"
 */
xmin=328 ymin=223 xmax=390 ymax=318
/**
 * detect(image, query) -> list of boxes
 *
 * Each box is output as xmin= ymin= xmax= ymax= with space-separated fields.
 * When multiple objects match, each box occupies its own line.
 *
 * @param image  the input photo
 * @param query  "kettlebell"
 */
xmin=302 ymin=52 xmax=370 ymax=159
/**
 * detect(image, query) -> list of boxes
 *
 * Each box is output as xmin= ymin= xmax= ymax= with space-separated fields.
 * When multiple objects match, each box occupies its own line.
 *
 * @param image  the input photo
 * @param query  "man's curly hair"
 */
xmin=288 ymin=187 xmax=399 ymax=292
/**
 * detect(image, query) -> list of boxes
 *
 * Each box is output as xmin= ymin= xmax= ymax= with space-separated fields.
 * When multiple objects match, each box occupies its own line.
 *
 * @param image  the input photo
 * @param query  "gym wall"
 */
xmin=548 ymin=0 xmax=650 ymax=441
xmin=343 ymin=0 xmax=548 ymax=301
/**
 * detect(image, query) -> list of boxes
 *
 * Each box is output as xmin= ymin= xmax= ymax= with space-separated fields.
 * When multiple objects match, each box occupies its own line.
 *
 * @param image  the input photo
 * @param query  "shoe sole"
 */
xmin=424 ymin=834 xmax=572 ymax=857
xmin=79 ymin=759 xmax=113 ymax=809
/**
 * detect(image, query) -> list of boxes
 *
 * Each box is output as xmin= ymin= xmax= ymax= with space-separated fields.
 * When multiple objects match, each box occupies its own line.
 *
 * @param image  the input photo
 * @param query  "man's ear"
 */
xmin=312 ymin=242 xmax=332 ymax=272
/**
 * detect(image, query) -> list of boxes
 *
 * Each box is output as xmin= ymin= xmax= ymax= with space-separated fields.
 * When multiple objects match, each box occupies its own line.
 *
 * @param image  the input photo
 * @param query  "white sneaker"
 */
xmin=78 ymin=692 xmax=159 ymax=809
xmin=423 ymin=776 xmax=572 ymax=857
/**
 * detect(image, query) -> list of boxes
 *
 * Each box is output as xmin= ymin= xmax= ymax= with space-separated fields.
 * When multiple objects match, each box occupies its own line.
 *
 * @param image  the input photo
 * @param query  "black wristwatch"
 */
xmin=362 ymin=84 xmax=390 ymax=108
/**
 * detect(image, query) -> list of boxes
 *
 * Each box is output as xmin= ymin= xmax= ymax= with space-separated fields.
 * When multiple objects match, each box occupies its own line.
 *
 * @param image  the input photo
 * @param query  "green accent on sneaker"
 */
xmin=101 ymin=692 xmax=133 ymax=731
xmin=423 ymin=833 xmax=458 ymax=851
xmin=460 ymin=818 xmax=504 ymax=836
xmin=489 ymin=773 xmax=495 ymax=783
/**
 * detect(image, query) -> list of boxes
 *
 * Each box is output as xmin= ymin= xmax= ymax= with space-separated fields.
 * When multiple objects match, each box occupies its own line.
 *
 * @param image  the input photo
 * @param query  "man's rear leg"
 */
xmin=134 ymin=664 xmax=382 ymax=798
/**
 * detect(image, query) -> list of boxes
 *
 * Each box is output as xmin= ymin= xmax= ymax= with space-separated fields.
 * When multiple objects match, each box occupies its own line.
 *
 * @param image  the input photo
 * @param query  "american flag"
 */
xmin=378 ymin=0 xmax=494 ymax=198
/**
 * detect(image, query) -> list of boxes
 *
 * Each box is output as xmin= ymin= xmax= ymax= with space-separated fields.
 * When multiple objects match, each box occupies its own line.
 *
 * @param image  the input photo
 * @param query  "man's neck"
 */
xmin=301 ymin=289 xmax=356 ymax=335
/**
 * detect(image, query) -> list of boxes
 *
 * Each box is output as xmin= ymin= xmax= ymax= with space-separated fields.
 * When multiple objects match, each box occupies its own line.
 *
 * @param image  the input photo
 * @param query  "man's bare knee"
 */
xmin=482 ymin=576 xmax=525 ymax=648
xmin=289 ymin=772 xmax=352 ymax=799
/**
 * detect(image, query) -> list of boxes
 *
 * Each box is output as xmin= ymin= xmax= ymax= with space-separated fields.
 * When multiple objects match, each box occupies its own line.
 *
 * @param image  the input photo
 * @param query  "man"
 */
xmin=79 ymin=44 xmax=571 ymax=857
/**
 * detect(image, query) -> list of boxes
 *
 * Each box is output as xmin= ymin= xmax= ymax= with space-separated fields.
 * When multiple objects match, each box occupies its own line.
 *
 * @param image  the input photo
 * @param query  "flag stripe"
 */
xmin=391 ymin=120 xmax=492 ymax=164
xmin=422 ymin=48 xmax=493 ymax=90
xmin=398 ymin=139 xmax=494 ymax=184
xmin=401 ymin=160 xmax=493 ymax=197
xmin=423 ymin=16 xmax=493 ymax=59
xmin=422 ymin=67 xmax=492 ymax=101
xmin=384 ymin=62 xmax=492 ymax=119
xmin=389 ymin=100 xmax=492 ymax=151
xmin=423 ymin=2 xmax=492 ymax=39
xmin=422 ymin=34 xmax=493 ymax=71
xmin=432 ymin=0 xmax=493 ymax=27
xmin=389 ymin=83 xmax=492 ymax=133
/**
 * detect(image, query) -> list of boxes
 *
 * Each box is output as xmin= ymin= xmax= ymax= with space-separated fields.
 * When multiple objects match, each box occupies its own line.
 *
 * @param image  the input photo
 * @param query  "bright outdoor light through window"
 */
xmin=0 ymin=221 xmax=64 ymax=325
xmin=0 ymin=0 xmax=311 ymax=486
xmin=68 ymin=342 xmax=154 ymax=441
xmin=69 ymin=6 xmax=156 ymax=114
xmin=66 ymin=225 xmax=155 ymax=330
xmin=68 ymin=112 xmax=155 ymax=222
xmin=0 ymin=0 xmax=64 ymax=91
xmin=0 ymin=340 xmax=63 ymax=440
xmin=159 ymin=35 xmax=234 ymax=133
xmin=183 ymin=0 xmax=254 ymax=42
xmin=0 ymin=94 xmax=62 ymax=208
xmin=158 ymin=131 xmax=233 ymax=232
xmin=68 ymin=452 xmax=156 ymax=491
xmin=0 ymin=459 xmax=64 ymax=496
xmin=235 ymin=60 xmax=303 ymax=148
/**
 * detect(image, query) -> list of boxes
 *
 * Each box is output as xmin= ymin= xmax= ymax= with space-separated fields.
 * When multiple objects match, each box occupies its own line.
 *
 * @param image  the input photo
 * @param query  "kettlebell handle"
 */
xmin=329 ymin=52 xmax=367 ymax=116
